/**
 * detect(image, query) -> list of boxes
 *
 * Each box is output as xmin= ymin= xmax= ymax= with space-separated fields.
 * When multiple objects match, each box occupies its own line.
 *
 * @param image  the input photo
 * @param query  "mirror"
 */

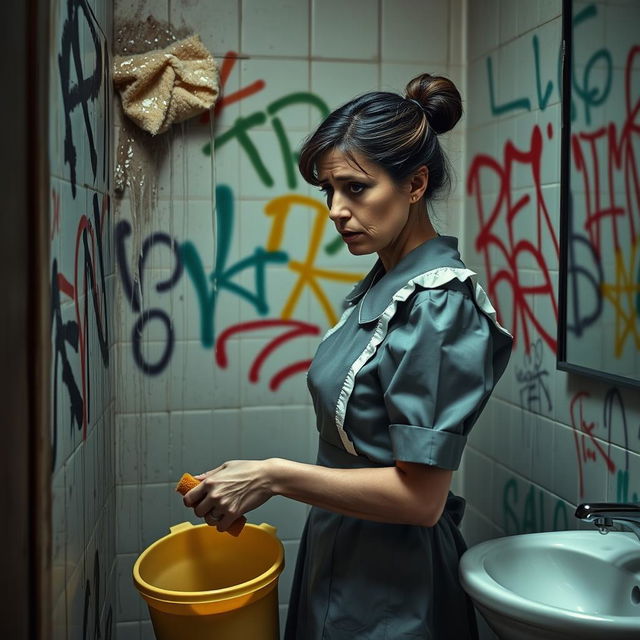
xmin=558 ymin=0 xmax=640 ymax=387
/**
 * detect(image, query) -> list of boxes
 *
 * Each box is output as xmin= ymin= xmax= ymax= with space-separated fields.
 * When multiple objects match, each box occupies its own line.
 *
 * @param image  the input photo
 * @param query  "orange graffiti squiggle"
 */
xmin=264 ymin=194 xmax=364 ymax=326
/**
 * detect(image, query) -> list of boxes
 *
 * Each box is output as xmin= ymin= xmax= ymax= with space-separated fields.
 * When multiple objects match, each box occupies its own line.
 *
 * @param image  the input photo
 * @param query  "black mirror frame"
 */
xmin=556 ymin=0 xmax=640 ymax=389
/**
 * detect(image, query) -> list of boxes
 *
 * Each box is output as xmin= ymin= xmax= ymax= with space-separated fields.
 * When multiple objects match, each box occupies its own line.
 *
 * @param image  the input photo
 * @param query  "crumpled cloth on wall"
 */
xmin=113 ymin=34 xmax=219 ymax=135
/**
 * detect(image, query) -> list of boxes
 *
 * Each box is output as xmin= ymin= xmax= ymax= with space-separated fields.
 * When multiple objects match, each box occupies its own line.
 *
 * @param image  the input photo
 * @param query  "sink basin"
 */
xmin=459 ymin=530 xmax=640 ymax=640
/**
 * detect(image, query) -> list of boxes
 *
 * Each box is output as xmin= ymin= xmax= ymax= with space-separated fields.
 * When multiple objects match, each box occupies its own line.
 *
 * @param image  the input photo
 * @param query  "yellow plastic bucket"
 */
xmin=133 ymin=521 xmax=284 ymax=640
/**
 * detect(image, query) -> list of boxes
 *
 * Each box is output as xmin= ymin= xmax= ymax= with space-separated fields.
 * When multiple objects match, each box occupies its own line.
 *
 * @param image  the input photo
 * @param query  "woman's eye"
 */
xmin=349 ymin=183 xmax=366 ymax=195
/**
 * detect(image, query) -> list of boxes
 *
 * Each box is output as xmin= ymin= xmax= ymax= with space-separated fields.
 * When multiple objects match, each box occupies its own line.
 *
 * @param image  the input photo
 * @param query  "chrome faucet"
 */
xmin=575 ymin=503 xmax=640 ymax=543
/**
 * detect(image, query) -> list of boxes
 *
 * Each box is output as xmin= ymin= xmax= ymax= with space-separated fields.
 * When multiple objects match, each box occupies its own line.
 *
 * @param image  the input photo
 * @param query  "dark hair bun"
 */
xmin=405 ymin=73 xmax=462 ymax=135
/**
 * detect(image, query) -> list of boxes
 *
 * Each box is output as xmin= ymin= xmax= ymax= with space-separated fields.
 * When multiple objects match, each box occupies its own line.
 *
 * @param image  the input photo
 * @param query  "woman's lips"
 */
xmin=341 ymin=231 xmax=363 ymax=243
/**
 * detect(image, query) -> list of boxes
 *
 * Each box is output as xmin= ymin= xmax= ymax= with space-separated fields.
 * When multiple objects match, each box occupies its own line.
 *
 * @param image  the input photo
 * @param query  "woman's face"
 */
xmin=316 ymin=148 xmax=427 ymax=269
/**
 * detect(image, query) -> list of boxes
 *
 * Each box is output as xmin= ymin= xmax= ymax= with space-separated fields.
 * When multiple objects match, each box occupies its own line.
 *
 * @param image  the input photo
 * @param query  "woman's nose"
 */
xmin=328 ymin=193 xmax=350 ymax=221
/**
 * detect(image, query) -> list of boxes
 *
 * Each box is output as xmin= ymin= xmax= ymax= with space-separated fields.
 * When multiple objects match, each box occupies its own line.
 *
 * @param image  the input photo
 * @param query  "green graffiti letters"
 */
xmin=502 ymin=477 xmax=570 ymax=534
xmin=180 ymin=185 xmax=288 ymax=347
xmin=204 ymin=92 xmax=330 ymax=190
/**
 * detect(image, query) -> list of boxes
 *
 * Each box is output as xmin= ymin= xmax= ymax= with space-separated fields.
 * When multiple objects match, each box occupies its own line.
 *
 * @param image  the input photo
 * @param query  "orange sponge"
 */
xmin=175 ymin=473 xmax=246 ymax=536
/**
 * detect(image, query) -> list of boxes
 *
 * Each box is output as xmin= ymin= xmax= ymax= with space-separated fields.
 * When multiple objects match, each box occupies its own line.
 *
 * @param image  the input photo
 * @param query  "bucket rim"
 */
xmin=132 ymin=521 xmax=284 ymax=604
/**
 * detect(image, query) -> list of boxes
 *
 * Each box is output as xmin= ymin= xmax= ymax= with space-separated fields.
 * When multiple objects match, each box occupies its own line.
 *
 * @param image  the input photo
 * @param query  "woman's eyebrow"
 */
xmin=319 ymin=172 xmax=368 ymax=183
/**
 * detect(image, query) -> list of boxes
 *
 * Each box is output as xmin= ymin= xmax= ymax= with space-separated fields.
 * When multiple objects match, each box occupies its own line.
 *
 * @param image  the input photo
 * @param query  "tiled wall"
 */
xmin=50 ymin=0 xmax=116 ymax=638
xmin=111 ymin=0 xmax=464 ymax=637
xmin=462 ymin=0 xmax=639 ymax=591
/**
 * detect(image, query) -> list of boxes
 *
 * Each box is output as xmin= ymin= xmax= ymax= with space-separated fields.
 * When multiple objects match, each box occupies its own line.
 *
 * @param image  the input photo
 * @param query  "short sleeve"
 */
xmin=378 ymin=288 xmax=497 ymax=470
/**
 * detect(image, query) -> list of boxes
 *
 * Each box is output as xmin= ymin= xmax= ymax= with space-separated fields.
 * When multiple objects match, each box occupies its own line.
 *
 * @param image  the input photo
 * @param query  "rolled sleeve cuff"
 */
xmin=389 ymin=424 xmax=467 ymax=470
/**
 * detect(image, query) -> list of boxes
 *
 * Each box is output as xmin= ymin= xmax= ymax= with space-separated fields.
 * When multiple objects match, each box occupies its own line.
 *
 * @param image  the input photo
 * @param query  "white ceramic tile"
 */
xmin=312 ymin=0 xmax=378 ymax=60
xmin=156 ymin=120 xmax=216 ymax=201
xmin=65 ymin=447 xmax=85 ymax=575
xmin=240 ymin=405 xmax=311 ymax=462
xmin=83 ymin=427 xmax=98 ymax=540
xmin=539 ymin=0 xmax=562 ymax=23
xmin=279 ymin=540 xmax=300 ymax=605
xmin=117 ymin=412 xmax=170 ymax=484
xmin=116 ymin=342 xmax=170 ymax=413
xmin=114 ymin=0 xmax=169 ymax=22
xmin=169 ymin=409 xmax=241 ymax=479
xmin=491 ymin=463 xmax=514 ymax=530
xmin=51 ymin=467 xmax=67 ymax=605
xmin=509 ymin=404 xmax=534 ymax=475
xmin=241 ymin=0 xmax=309 ymax=57
xmin=530 ymin=414 xmax=553 ymax=489
xmin=248 ymin=494 xmax=309 ymax=541
xmin=310 ymin=61 xmax=378 ymax=113
xmin=170 ymin=0 xmax=240 ymax=57
xmin=499 ymin=0 xmax=518 ymax=43
xmin=517 ymin=0 xmax=539 ymax=36
xmin=66 ymin=562 xmax=85 ymax=640
xmin=467 ymin=397 xmax=495 ymax=457
xmin=116 ymin=484 xmax=141 ymax=554
xmin=461 ymin=504 xmax=504 ymax=548
xmin=492 ymin=399 xmax=511 ymax=465
xmin=467 ymin=0 xmax=499 ymax=61
xmin=448 ymin=0 xmax=465 ymax=67
xmin=167 ymin=340 xmax=216 ymax=410
xmin=551 ymin=423 xmax=579 ymax=503
xmin=381 ymin=0 xmax=448 ymax=64
xmin=463 ymin=448 xmax=496 ymax=518
xmin=379 ymin=63 xmax=428 ymax=95
xmin=140 ymin=483 xmax=173 ymax=549
xmin=466 ymin=57 xmax=494 ymax=127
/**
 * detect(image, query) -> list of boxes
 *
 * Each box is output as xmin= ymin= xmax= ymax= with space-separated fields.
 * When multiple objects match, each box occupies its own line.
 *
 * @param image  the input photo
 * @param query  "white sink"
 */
xmin=459 ymin=530 xmax=640 ymax=640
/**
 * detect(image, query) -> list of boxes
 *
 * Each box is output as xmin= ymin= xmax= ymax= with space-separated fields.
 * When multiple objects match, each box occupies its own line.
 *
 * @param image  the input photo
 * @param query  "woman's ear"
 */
xmin=408 ymin=166 xmax=429 ymax=203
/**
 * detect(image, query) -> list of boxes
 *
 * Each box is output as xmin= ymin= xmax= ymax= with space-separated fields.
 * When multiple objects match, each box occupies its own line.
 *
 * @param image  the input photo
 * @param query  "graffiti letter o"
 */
xmin=132 ymin=309 xmax=173 ymax=375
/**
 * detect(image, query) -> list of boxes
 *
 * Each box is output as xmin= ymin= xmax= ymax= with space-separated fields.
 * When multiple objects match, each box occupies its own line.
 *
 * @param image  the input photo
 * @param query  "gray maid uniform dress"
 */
xmin=284 ymin=235 xmax=512 ymax=640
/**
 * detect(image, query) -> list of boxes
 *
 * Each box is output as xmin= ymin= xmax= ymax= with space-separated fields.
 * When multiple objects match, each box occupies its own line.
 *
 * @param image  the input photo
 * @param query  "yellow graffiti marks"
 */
xmin=264 ymin=194 xmax=364 ymax=325
xmin=601 ymin=239 xmax=640 ymax=356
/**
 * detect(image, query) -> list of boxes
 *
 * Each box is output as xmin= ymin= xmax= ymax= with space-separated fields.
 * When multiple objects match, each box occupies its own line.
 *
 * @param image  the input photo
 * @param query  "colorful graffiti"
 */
xmin=112 ymin=56 xmax=364 ymax=384
xmin=82 ymin=549 xmax=113 ymax=640
xmin=570 ymin=387 xmax=638 ymax=503
xmin=502 ymin=476 xmax=570 ymax=535
xmin=58 ymin=0 xmax=110 ymax=196
xmin=485 ymin=4 xmax=613 ymax=123
xmin=515 ymin=338 xmax=553 ymax=413
xmin=51 ymin=0 xmax=111 ymax=470
xmin=467 ymin=122 xmax=559 ymax=354
xmin=569 ymin=44 xmax=640 ymax=354
xmin=51 ymin=192 xmax=110 ymax=469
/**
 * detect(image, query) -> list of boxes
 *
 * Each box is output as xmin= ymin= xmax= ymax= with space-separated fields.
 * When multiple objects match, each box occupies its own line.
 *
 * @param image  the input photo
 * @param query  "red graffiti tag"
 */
xmin=467 ymin=124 xmax=560 ymax=353
xmin=570 ymin=391 xmax=616 ymax=499
xmin=215 ymin=319 xmax=321 ymax=391
xmin=571 ymin=45 xmax=640 ymax=256
xmin=199 ymin=51 xmax=266 ymax=124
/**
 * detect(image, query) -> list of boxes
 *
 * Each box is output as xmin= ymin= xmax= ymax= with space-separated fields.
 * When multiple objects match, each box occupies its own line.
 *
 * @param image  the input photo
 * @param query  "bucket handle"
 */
xmin=169 ymin=522 xmax=194 ymax=534
xmin=258 ymin=523 xmax=277 ymax=536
